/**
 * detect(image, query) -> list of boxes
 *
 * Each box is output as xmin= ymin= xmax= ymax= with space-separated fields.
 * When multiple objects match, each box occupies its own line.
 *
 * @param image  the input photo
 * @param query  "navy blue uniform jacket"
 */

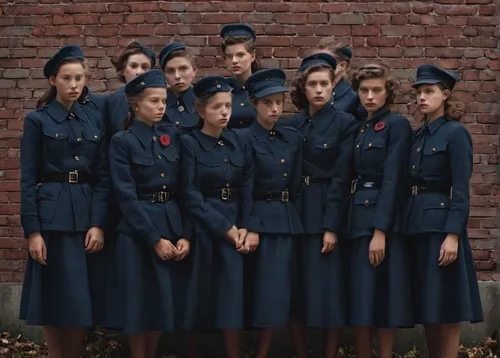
xmin=162 ymin=87 xmax=198 ymax=136
xmin=20 ymin=99 xmax=109 ymax=236
xmin=180 ymin=128 xmax=253 ymax=236
xmin=103 ymin=86 xmax=128 ymax=141
xmin=348 ymin=107 xmax=412 ymax=239
xmin=226 ymin=77 xmax=256 ymax=129
xmin=403 ymin=116 xmax=473 ymax=236
xmin=241 ymin=121 xmax=304 ymax=235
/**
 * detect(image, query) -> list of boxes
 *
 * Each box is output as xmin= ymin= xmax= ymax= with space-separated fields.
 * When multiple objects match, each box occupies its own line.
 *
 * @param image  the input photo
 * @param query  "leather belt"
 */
xmin=351 ymin=179 xmax=381 ymax=194
xmin=139 ymin=191 xmax=174 ymax=203
xmin=42 ymin=171 xmax=90 ymax=184
xmin=302 ymin=176 xmax=330 ymax=187
xmin=410 ymin=185 xmax=451 ymax=196
xmin=254 ymin=190 xmax=290 ymax=203
xmin=204 ymin=188 xmax=239 ymax=201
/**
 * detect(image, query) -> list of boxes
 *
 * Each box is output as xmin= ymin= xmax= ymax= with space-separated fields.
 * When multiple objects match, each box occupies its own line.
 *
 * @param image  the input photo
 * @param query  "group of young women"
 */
xmin=19 ymin=23 xmax=483 ymax=358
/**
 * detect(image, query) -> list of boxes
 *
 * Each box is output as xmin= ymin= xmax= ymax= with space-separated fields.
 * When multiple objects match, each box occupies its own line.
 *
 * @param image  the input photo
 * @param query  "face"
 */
xmin=416 ymin=84 xmax=449 ymax=115
xmin=255 ymin=93 xmax=285 ymax=126
xmin=122 ymin=53 xmax=152 ymax=82
xmin=358 ymin=78 xmax=388 ymax=114
xmin=198 ymin=92 xmax=232 ymax=129
xmin=135 ymin=87 xmax=167 ymax=125
xmin=49 ymin=62 xmax=85 ymax=103
xmin=304 ymin=69 xmax=334 ymax=109
xmin=164 ymin=56 xmax=197 ymax=95
xmin=224 ymin=43 xmax=255 ymax=76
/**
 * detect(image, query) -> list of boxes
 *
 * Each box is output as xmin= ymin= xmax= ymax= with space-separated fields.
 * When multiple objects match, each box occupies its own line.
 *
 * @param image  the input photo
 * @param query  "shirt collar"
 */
xmin=193 ymin=128 xmax=236 ymax=151
xmin=166 ymin=86 xmax=196 ymax=113
xmin=45 ymin=99 xmax=87 ymax=123
xmin=333 ymin=78 xmax=353 ymax=99
xmin=301 ymin=101 xmax=336 ymax=133
xmin=426 ymin=115 xmax=448 ymax=135
xmin=129 ymin=119 xmax=158 ymax=149
xmin=251 ymin=120 xmax=292 ymax=143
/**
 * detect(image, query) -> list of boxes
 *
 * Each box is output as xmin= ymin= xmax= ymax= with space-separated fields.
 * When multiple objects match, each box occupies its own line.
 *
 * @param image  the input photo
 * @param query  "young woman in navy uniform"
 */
xmin=159 ymin=42 xmax=198 ymax=135
xmin=105 ymin=69 xmax=190 ymax=358
xmin=220 ymin=24 xmax=258 ymax=129
xmin=347 ymin=64 xmax=413 ymax=358
xmin=104 ymin=41 xmax=156 ymax=140
xmin=180 ymin=76 xmax=255 ymax=358
xmin=241 ymin=69 xmax=304 ymax=357
xmin=404 ymin=65 xmax=483 ymax=358
xmin=19 ymin=45 xmax=109 ymax=358
xmin=289 ymin=53 xmax=357 ymax=358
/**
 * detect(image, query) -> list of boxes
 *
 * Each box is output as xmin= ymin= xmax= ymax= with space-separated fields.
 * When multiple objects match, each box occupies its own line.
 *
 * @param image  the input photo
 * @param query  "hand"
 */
xmin=369 ymin=229 xmax=386 ymax=267
xmin=28 ymin=232 xmax=47 ymax=266
xmin=321 ymin=231 xmax=337 ymax=254
xmin=439 ymin=234 xmax=459 ymax=266
xmin=154 ymin=238 xmax=178 ymax=260
xmin=237 ymin=228 xmax=248 ymax=249
xmin=225 ymin=226 xmax=240 ymax=248
xmin=238 ymin=231 xmax=259 ymax=254
xmin=85 ymin=227 xmax=104 ymax=253
xmin=175 ymin=238 xmax=190 ymax=261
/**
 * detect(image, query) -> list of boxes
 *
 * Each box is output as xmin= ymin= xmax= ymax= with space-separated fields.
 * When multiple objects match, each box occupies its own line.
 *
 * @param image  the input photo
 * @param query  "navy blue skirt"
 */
xmin=408 ymin=232 xmax=483 ymax=324
xmin=297 ymin=234 xmax=346 ymax=328
xmin=251 ymin=234 xmax=294 ymax=328
xmin=183 ymin=234 xmax=244 ymax=331
xmin=19 ymin=231 xmax=106 ymax=328
xmin=346 ymin=234 xmax=413 ymax=328
xmin=104 ymin=233 xmax=177 ymax=334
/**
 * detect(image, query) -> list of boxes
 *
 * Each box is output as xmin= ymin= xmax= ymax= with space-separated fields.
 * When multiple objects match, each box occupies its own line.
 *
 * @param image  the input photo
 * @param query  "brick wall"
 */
xmin=0 ymin=1 xmax=498 ymax=283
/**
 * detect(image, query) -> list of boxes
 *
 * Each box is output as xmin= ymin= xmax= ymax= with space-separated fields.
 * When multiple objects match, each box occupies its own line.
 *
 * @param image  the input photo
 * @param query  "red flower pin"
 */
xmin=374 ymin=122 xmax=385 ymax=132
xmin=159 ymin=135 xmax=171 ymax=147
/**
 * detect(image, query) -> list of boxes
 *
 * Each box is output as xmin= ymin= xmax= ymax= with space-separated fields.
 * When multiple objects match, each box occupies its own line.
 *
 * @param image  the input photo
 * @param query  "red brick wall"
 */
xmin=0 ymin=1 xmax=498 ymax=283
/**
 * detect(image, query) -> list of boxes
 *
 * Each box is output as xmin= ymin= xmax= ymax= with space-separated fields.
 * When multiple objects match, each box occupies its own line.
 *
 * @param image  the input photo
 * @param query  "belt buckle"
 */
xmin=221 ymin=188 xmax=231 ymax=201
xmin=302 ymin=176 xmax=310 ymax=187
xmin=265 ymin=193 xmax=273 ymax=202
xmin=350 ymin=179 xmax=358 ymax=194
xmin=281 ymin=190 xmax=289 ymax=203
xmin=68 ymin=170 xmax=79 ymax=184
xmin=158 ymin=191 xmax=168 ymax=202
xmin=411 ymin=185 xmax=418 ymax=196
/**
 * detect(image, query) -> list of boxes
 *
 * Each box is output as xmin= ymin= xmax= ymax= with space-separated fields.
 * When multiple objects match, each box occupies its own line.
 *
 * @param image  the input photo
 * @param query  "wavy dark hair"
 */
xmin=162 ymin=48 xmax=197 ymax=71
xmin=221 ymin=35 xmax=259 ymax=73
xmin=290 ymin=65 xmax=335 ymax=111
xmin=351 ymin=63 xmax=397 ymax=107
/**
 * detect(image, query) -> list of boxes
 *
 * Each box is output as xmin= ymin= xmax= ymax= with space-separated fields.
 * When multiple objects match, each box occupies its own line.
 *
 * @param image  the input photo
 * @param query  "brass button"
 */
xmin=218 ymin=140 xmax=224 ymax=146
xmin=74 ymin=156 xmax=79 ymax=161
xmin=224 ymin=158 xmax=228 ymax=163
xmin=175 ymin=121 xmax=180 ymax=126
xmin=77 ymin=138 xmax=82 ymax=142
xmin=303 ymin=138 xmax=307 ymax=142
xmin=242 ymin=86 xmax=245 ymax=90
xmin=364 ymin=200 xmax=369 ymax=207
xmin=281 ymin=159 xmax=285 ymax=164
xmin=283 ymin=173 xmax=287 ymax=177
xmin=360 ymin=129 xmax=365 ymax=133
xmin=158 ymin=155 xmax=162 ymax=159
xmin=160 ymin=173 xmax=164 ymax=177
xmin=94 ymin=135 xmax=98 ymax=139
xmin=240 ymin=103 xmax=245 ymax=107
xmin=239 ymin=121 xmax=243 ymax=125
xmin=368 ymin=143 xmax=372 ymax=147
xmin=162 ymin=185 xmax=167 ymax=190
xmin=55 ymin=133 xmax=59 ymax=138
xmin=323 ymin=143 xmax=327 ymax=148
xmin=356 ymin=144 xmax=360 ymax=149
xmin=152 ymin=136 xmax=157 ymax=142
xmin=432 ymin=147 xmax=436 ymax=152
xmin=440 ymin=202 xmax=445 ymax=206
xmin=226 ymin=183 xmax=230 ymax=188
xmin=416 ymin=148 xmax=421 ymax=152
xmin=216 ymin=84 xmax=221 ymax=89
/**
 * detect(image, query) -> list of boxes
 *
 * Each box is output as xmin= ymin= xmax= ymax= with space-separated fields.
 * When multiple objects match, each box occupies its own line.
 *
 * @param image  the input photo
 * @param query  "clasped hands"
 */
xmin=225 ymin=225 xmax=259 ymax=254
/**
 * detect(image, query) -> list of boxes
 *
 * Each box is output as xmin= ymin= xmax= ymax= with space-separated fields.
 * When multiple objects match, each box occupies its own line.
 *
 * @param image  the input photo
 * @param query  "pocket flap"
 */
xmin=312 ymin=137 xmax=337 ymax=150
xmin=160 ymin=146 xmax=180 ymax=162
xmin=227 ymin=151 xmax=244 ymax=166
xmin=424 ymin=142 xmax=447 ymax=155
xmin=42 ymin=127 xmax=68 ymax=139
xmin=82 ymin=130 xmax=101 ymax=142
xmin=131 ymin=154 xmax=154 ymax=166
xmin=354 ymin=190 xmax=379 ymax=206
xmin=364 ymin=137 xmax=386 ymax=150
xmin=197 ymin=152 xmax=221 ymax=167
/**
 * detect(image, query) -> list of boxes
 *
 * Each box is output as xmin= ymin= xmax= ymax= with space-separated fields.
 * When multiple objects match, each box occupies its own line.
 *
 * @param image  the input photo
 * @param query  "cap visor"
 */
xmin=411 ymin=79 xmax=441 ymax=88
xmin=253 ymin=86 xmax=289 ymax=99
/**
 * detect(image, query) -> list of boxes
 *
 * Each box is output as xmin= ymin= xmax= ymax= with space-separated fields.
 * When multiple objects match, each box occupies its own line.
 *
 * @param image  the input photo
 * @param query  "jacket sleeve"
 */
xmin=20 ymin=115 xmax=42 ymax=238
xmin=236 ymin=132 xmax=254 ymax=229
xmin=109 ymin=135 xmax=161 ymax=247
xmin=444 ymin=124 xmax=472 ymax=236
xmin=372 ymin=117 xmax=412 ymax=233
xmin=89 ymin=120 xmax=110 ymax=230
xmin=321 ymin=114 xmax=357 ymax=234
xmin=180 ymin=136 xmax=234 ymax=237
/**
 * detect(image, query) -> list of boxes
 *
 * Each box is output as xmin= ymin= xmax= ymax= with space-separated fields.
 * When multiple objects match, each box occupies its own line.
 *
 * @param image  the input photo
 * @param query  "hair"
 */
xmin=290 ymin=65 xmax=335 ymax=110
xmin=112 ymin=41 xmax=151 ymax=83
xmin=221 ymin=36 xmax=260 ymax=73
xmin=123 ymin=91 xmax=145 ymax=130
xmin=414 ymin=83 xmax=465 ymax=122
xmin=36 ymin=58 xmax=86 ymax=109
xmin=351 ymin=64 xmax=397 ymax=107
xmin=162 ymin=48 xmax=197 ymax=71
xmin=315 ymin=39 xmax=352 ymax=65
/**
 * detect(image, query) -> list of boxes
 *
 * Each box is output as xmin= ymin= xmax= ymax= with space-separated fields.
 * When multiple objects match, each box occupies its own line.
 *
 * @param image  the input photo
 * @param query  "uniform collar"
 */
xmin=129 ymin=119 xmax=158 ymax=149
xmin=166 ymin=86 xmax=196 ymax=113
xmin=333 ymin=78 xmax=352 ymax=100
xmin=251 ymin=120 xmax=292 ymax=143
xmin=426 ymin=115 xmax=448 ymax=135
xmin=302 ymin=101 xmax=336 ymax=133
xmin=226 ymin=76 xmax=247 ymax=93
xmin=193 ymin=128 xmax=236 ymax=151
xmin=45 ymin=99 xmax=87 ymax=123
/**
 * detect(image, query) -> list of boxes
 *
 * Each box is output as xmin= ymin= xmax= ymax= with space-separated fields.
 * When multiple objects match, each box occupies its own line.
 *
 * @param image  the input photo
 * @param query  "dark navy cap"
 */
xmin=340 ymin=47 xmax=352 ymax=59
xmin=412 ymin=64 xmax=457 ymax=90
xmin=124 ymin=69 xmax=167 ymax=96
xmin=43 ymin=45 xmax=84 ymax=78
xmin=299 ymin=53 xmax=337 ymax=73
xmin=127 ymin=41 xmax=156 ymax=67
xmin=193 ymin=76 xmax=232 ymax=98
xmin=220 ymin=23 xmax=256 ymax=41
xmin=159 ymin=42 xmax=187 ymax=70
xmin=246 ymin=69 xmax=288 ymax=99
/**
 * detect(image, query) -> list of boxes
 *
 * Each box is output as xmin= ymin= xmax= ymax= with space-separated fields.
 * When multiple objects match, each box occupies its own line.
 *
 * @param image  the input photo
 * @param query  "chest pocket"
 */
xmin=42 ymin=126 xmax=69 ymax=156
xmin=422 ymin=141 xmax=448 ymax=174
xmin=307 ymin=137 xmax=338 ymax=165
xmin=361 ymin=137 xmax=387 ymax=166
xmin=254 ymin=147 xmax=275 ymax=177
xmin=82 ymin=129 xmax=101 ymax=156
xmin=132 ymin=153 xmax=154 ymax=167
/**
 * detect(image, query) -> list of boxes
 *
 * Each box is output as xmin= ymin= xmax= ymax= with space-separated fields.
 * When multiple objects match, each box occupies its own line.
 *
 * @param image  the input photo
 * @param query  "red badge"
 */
xmin=374 ymin=122 xmax=385 ymax=132
xmin=159 ymin=135 xmax=170 ymax=147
